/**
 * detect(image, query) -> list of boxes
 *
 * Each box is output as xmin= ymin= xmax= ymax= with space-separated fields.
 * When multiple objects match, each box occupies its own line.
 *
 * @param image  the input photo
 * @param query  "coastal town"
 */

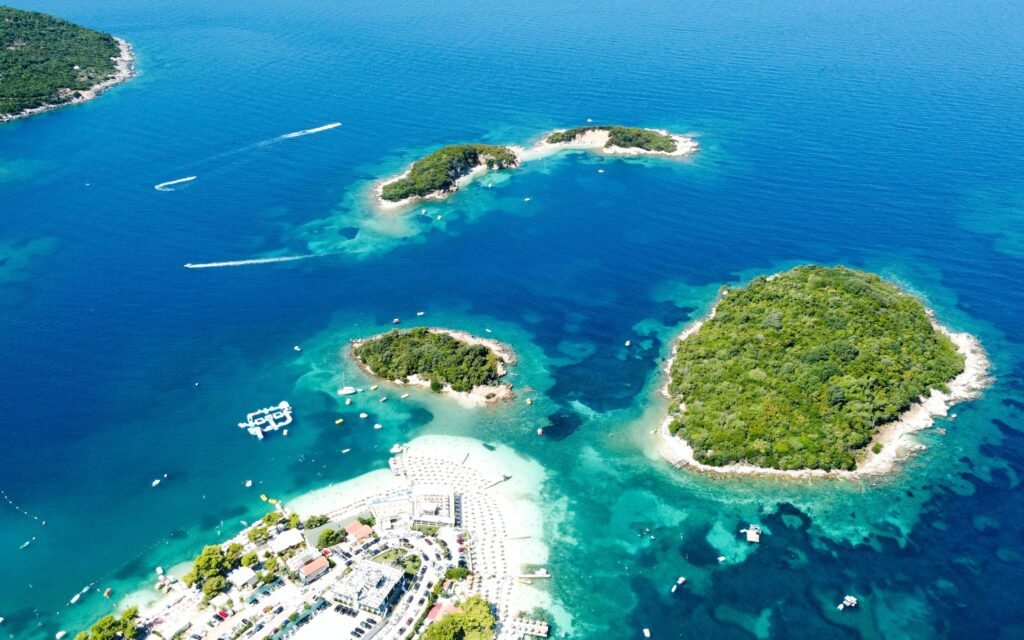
xmin=97 ymin=446 xmax=550 ymax=640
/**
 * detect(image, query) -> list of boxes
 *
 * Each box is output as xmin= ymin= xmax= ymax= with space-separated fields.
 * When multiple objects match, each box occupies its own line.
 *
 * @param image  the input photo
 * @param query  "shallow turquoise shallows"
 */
xmin=2 ymin=0 xmax=1024 ymax=638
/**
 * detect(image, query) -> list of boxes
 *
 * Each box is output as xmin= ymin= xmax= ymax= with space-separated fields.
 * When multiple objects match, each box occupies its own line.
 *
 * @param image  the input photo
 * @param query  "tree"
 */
xmin=224 ymin=542 xmax=244 ymax=567
xmin=241 ymin=551 xmax=259 ymax=567
xmin=305 ymin=514 xmax=329 ymax=529
xmin=75 ymin=607 xmax=140 ymax=640
xmin=248 ymin=525 xmax=270 ymax=544
xmin=287 ymin=512 xmax=301 ymax=529
xmin=445 ymin=566 xmax=470 ymax=581
xmin=317 ymin=528 xmax=342 ymax=550
xmin=202 ymin=575 xmax=227 ymax=599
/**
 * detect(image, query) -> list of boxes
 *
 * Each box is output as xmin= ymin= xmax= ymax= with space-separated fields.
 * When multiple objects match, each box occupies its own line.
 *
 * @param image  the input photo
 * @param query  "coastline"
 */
xmin=349 ymin=327 xmax=517 ymax=407
xmin=657 ymin=299 xmax=993 ymax=480
xmin=372 ymin=127 xmax=699 ymax=210
xmin=0 ymin=37 xmax=136 ymax=124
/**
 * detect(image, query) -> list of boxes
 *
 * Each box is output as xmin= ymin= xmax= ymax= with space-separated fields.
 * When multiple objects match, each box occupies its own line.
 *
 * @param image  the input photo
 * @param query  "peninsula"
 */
xmin=660 ymin=265 xmax=990 ymax=477
xmin=70 ymin=437 xmax=551 ymax=640
xmin=351 ymin=327 xmax=516 ymax=405
xmin=374 ymin=125 xmax=698 ymax=208
xmin=0 ymin=6 xmax=134 ymax=122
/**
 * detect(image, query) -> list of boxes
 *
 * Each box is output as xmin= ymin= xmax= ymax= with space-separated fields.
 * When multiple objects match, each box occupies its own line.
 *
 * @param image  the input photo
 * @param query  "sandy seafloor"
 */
xmin=2 ymin=1 xmax=1024 ymax=638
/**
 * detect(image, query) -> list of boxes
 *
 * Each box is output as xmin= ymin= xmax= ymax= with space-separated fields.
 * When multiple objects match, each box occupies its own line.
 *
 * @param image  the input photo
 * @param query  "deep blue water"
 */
xmin=2 ymin=0 xmax=1024 ymax=638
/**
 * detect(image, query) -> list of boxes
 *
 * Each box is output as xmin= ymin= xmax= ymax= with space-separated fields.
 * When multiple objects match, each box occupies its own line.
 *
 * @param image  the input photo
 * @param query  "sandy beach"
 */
xmin=372 ymin=127 xmax=699 ymax=210
xmin=658 ymin=300 xmax=993 ymax=480
xmin=350 ymin=327 xmax=517 ymax=407
xmin=1 ymin=37 xmax=136 ymax=124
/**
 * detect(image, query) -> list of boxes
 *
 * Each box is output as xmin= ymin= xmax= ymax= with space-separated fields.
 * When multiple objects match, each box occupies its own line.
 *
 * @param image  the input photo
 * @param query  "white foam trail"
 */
xmin=184 ymin=254 xmax=322 ymax=269
xmin=154 ymin=176 xmax=197 ymax=191
xmin=279 ymin=122 xmax=342 ymax=140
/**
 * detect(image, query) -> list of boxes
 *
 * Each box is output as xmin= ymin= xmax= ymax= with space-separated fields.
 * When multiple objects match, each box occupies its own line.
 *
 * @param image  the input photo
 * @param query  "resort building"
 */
xmin=345 ymin=520 xmax=374 ymax=543
xmin=268 ymin=528 xmax=305 ymax=554
xmin=328 ymin=560 xmax=404 ymax=615
xmin=297 ymin=556 xmax=330 ymax=584
xmin=226 ymin=566 xmax=258 ymax=590
xmin=286 ymin=550 xmax=320 ymax=573
xmin=412 ymin=485 xmax=457 ymax=527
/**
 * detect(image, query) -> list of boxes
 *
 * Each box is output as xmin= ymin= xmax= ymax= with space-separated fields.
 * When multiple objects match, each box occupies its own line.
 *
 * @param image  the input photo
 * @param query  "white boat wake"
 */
xmin=184 ymin=254 xmax=324 ymax=269
xmin=278 ymin=122 xmax=342 ymax=140
xmin=154 ymin=176 xmax=197 ymax=191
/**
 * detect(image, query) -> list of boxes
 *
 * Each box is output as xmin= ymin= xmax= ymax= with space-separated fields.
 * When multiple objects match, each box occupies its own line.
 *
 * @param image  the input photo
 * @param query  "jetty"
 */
xmin=238 ymin=401 xmax=293 ymax=439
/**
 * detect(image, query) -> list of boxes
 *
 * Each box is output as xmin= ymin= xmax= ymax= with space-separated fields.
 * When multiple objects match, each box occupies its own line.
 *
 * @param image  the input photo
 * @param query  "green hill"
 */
xmin=380 ymin=144 xmax=518 ymax=202
xmin=666 ymin=265 xmax=965 ymax=471
xmin=1 ymin=5 xmax=121 ymax=116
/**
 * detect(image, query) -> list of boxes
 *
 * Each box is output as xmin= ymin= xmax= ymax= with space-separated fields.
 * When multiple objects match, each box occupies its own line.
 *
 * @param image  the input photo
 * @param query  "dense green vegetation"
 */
xmin=667 ymin=266 xmax=965 ymax=471
xmin=75 ymin=607 xmax=140 ymax=640
xmin=305 ymin=514 xmax=329 ymax=528
xmin=380 ymin=144 xmax=518 ymax=202
xmin=420 ymin=596 xmax=495 ymax=640
xmin=354 ymin=328 xmax=504 ymax=393
xmin=182 ymin=543 xmax=247 ymax=599
xmin=445 ymin=566 xmax=470 ymax=581
xmin=317 ymin=527 xmax=346 ymax=549
xmin=1 ymin=6 xmax=122 ymax=116
xmin=546 ymin=125 xmax=677 ymax=152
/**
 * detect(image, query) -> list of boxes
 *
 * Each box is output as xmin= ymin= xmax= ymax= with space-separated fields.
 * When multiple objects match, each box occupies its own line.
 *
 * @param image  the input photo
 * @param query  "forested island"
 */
xmin=351 ymin=327 xmax=516 ymax=404
xmin=0 ymin=6 xmax=134 ymax=121
xmin=663 ymin=265 xmax=987 ymax=474
xmin=546 ymin=125 xmax=678 ymax=152
xmin=378 ymin=144 xmax=518 ymax=203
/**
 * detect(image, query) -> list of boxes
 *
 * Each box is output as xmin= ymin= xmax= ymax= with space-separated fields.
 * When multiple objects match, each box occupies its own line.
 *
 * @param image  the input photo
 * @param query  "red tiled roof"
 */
xmin=299 ymin=556 xmax=329 ymax=577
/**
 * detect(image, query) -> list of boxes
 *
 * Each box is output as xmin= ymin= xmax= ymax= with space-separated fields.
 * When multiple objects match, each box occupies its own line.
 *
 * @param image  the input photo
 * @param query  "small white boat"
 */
xmin=537 ymin=428 xmax=544 ymax=436
xmin=676 ymin=577 xmax=686 ymax=585
xmin=586 ymin=118 xmax=594 ymax=123
xmin=56 ymin=631 xmax=67 ymax=640
xmin=392 ymin=318 xmax=400 ymax=324
xmin=370 ymin=384 xmax=379 ymax=391
xmin=373 ymin=423 xmax=383 ymax=430
xmin=643 ymin=629 xmax=651 ymax=638
xmin=523 ymin=197 xmax=531 ymax=202
xmin=717 ymin=556 xmax=726 ymax=562
xmin=338 ymin=386 xmax=357 ymax=396
xmin=155 ymin=566 xmax=164 ymax=576
xmin=293 ymin=345 xmax=301 ymax=352
xmin=359 ymin=412 xmax=368 ymax=419
xmin=598 ymin=169 xmax=605 ymax=174
xmin=671 ymin=585 xmax=677 ymax=593
xmin=400 ymin=393 xmax=410 ymax=399
xmin=68 ymin=593 xmax=80 ymax=605
xmin=379 ymin=397 xmax=387 ymax=403
xmin=19 ymin=538 xmax=34 ymax=550
xmin=416 ymin=311 xmax=425 ymax=316
xmin=151 ymin=479 xmax=161 ymax=487
xmin=342 ymin=448 xmax=351 ymax=454
xmin=244 ymin=480 xmax=253 ymax=488
xmin=624 ymin=340 xmax=631 ymax=347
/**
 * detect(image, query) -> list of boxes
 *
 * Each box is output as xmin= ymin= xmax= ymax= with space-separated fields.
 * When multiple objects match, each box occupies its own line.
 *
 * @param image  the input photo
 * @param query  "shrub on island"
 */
xmin=380 ymin=144 xmax=518 ymax=202
xmin=0 ymin=7 xmax=121 ymax=116
xmin=667 ymin=265 xmax=965 ymax=471
xmin=75 ymin=608 xmax=140 ymax=640
xmin=353 ymin=328 xmax=503 ymax=393
xmin=546 ymin=125 xmax=677 ymax=152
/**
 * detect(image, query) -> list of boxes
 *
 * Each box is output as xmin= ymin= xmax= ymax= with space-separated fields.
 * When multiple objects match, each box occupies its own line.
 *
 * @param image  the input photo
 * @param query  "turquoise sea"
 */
xmin=2 ymin=0 xmax=1024 ymax=637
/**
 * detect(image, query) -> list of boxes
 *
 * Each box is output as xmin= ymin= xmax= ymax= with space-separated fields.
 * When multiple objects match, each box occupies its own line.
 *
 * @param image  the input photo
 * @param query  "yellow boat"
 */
xmin=260 ymin=494 xmax=268 ymax=502
xmin=335 ymin=418 xmax=344 ymax=425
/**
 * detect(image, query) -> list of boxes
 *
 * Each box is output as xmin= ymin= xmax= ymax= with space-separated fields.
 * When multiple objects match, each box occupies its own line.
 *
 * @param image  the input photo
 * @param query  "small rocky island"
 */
xmin=545 ymin=125 xmax=684 ymax=153
xmin=377 ymin=144 xmax=519 ymax=206
xmin=351 ymin=327 xmax=516 ymax=405
xmin=375 ymin=125 xmax=698 ymax=207
xmin=0 ymin=6 xmax=134 ymax=122
xmin=661 ymin=265 xmax=989 ymax=476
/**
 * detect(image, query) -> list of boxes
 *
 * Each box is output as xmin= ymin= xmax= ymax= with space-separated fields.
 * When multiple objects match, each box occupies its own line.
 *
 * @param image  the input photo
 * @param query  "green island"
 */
xmin=0 ymin=6 xmax=129 ymax=119
xmin=546 ymin=125 xmax=677 ymax=152
xmin=352 ymin=327 xmax=511 ymax=394
xmin=420 ymin=595 xmax=495 ymax=640
xmin=379 ymin=144 xmax=518 ymax=202
xmin=666 ymin=265 xmax=966 ymax=471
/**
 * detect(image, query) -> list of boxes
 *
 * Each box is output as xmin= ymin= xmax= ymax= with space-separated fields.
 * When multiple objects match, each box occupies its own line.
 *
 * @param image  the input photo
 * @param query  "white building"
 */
xmin=268 ymin=528 xmax=305 ymax=554
xmin=226 ymin=566 xmax=258 ymax=589
xmin=412 ymin=485 xmax=456 ymax=527
xmin=328 ymin=560 xmax=404 ymax=615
